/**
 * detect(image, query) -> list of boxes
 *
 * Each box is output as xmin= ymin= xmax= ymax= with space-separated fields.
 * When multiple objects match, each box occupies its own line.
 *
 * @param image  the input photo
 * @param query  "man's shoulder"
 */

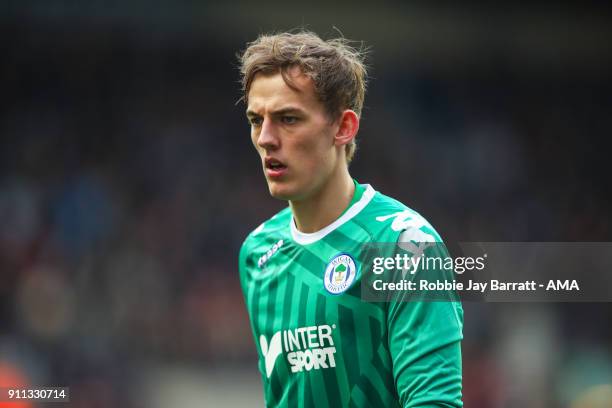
xmin=359 ymin=187 xmax=444 ymax=243
xmin=241 ymin=206 xmax=292 ymax=250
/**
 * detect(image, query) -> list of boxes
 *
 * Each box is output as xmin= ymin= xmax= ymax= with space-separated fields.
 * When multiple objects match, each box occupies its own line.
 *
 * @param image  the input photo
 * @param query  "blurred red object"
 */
xmin=0 ymin=362 xmax=32 ymax=408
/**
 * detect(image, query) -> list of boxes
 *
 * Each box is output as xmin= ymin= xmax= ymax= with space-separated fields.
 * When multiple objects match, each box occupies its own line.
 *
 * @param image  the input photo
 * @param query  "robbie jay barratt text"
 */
xmin=371 ymin=279 xmax=580 ymax=292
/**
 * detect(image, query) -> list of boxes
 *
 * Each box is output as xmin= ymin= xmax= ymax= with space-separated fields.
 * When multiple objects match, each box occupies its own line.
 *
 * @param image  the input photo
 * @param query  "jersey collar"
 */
xmin=290 ymin=184 xmax=376 ymax=245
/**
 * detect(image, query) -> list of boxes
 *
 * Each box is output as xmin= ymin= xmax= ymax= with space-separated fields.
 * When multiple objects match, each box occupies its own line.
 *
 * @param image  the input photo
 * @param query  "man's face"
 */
xmin=247 ymin=67 xmax=340 ymax=201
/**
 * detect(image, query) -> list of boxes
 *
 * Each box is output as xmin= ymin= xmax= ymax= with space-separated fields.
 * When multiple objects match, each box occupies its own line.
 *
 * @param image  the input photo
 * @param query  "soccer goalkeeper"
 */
xmin=238 ymin=30 xmax=463 ymax=407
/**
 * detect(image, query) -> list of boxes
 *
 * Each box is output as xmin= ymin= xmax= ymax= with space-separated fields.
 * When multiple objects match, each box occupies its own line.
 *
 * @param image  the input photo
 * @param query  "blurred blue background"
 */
xmin=1 ymin=2 xmax=611 ymax=407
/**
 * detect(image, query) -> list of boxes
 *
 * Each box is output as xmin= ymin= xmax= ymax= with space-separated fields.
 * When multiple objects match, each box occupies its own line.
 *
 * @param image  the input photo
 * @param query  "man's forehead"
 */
xmin=247 ymin=69 xmax=318 ymax=112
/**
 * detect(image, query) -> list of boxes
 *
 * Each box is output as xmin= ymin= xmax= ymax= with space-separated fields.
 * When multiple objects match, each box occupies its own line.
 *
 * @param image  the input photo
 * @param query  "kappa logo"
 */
xmin=376 ymin=210 xmax=433 ymax=236
xmin=259 ymin=325 xmax=337 ymax=378
xmin=376 ymin=210 xmax=438 ymax=260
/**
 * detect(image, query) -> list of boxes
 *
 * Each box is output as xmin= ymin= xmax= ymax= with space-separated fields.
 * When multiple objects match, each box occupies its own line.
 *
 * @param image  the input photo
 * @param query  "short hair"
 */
xmin=238 ymin=30 xmax=368 ymax=163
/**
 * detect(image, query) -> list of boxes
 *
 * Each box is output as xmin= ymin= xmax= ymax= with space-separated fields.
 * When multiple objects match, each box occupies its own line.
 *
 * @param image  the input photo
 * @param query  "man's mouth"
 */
xmin=265 ymin=158 xmax=287 ymax=169
xmin=265 ymin=158 xmax=288 ymax=177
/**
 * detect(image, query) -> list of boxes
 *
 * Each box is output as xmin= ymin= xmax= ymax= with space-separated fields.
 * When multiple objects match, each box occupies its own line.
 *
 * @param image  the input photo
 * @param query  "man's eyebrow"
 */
xmin=271 ymin=107 xmax=305 ymax=116
xmin=246 ymin=107 xmax=305 ymax=117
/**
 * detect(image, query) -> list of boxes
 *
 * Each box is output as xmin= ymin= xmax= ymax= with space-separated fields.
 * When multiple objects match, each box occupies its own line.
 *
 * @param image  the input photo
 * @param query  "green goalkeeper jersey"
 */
xmin=239 ymin=182 xmax=463 ymax=407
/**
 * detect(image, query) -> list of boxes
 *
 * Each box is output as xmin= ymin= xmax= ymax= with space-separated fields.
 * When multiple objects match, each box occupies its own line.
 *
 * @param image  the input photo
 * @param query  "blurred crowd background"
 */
xmin=1 ymin=2 xmax=611 ymax=407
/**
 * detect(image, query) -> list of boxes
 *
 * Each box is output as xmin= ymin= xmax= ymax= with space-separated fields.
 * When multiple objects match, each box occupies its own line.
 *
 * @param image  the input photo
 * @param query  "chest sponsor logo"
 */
xmin=324 ymin=253 xmax=357 ymax=295
xmin=259 ymin=324 xmax=337 ymax=378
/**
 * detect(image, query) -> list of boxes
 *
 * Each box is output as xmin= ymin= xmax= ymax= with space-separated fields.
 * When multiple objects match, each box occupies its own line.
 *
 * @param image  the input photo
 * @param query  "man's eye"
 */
xmin=249 ymin=117 xmax=262 ymax=126
xmin=281 ymin=116 xmax=298 ymax=124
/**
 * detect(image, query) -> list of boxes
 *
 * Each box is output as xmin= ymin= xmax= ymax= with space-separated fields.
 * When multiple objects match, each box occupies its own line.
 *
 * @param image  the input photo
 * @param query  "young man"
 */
xmin=238 ymin=31 xmax=463 ymax=407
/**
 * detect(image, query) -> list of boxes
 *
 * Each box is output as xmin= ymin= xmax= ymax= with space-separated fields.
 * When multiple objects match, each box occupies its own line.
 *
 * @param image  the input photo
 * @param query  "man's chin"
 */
xmin=267 ymin=180 xmax=297 ymax=201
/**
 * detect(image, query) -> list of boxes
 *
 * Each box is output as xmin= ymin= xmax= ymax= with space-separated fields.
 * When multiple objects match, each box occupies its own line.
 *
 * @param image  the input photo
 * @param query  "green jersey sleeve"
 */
xmin=387 ymin=238 xmax=464 ymax=407
xmin=238 ymin=232 xmax=267 ymax=382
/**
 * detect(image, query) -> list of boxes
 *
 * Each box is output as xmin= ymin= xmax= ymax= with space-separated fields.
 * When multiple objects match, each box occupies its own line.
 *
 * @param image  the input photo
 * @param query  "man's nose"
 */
xmin=257 ymin=118 xmax=280 ymax=150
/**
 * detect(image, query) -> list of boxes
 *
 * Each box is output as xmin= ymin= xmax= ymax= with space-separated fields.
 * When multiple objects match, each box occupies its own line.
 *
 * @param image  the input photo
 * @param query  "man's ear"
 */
xmin=334 ymin=110 xmax=360 ymax=147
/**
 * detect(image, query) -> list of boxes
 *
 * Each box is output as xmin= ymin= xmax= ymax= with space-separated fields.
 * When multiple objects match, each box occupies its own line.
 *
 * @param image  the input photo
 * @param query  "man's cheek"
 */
xmin=295 ymin=136 xmax=327 ymax=160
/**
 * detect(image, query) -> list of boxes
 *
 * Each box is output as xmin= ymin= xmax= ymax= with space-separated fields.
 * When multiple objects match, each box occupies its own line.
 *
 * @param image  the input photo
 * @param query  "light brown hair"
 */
xmin=238 ymin=30 xmax=368 ymax=163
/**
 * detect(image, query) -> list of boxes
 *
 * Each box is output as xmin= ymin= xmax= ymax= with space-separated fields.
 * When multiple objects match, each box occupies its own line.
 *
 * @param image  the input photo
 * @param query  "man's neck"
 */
xmin=290 ymin=170 xmax=355 ymax=234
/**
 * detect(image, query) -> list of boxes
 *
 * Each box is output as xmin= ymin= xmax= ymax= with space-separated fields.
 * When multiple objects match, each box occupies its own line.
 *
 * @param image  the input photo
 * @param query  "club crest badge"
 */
xmin=324 ymin=253 xmax=357 ymax=294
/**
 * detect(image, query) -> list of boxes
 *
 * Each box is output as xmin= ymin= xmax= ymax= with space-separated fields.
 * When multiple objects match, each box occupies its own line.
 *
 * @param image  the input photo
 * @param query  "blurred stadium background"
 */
xmin=1 ymin=1 xmax=611 ymax=407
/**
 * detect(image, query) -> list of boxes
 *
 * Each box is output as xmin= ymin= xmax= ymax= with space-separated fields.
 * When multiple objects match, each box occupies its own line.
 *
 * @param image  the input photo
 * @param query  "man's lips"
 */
xmin=264 ymin=157 xmax=288 ymax=178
